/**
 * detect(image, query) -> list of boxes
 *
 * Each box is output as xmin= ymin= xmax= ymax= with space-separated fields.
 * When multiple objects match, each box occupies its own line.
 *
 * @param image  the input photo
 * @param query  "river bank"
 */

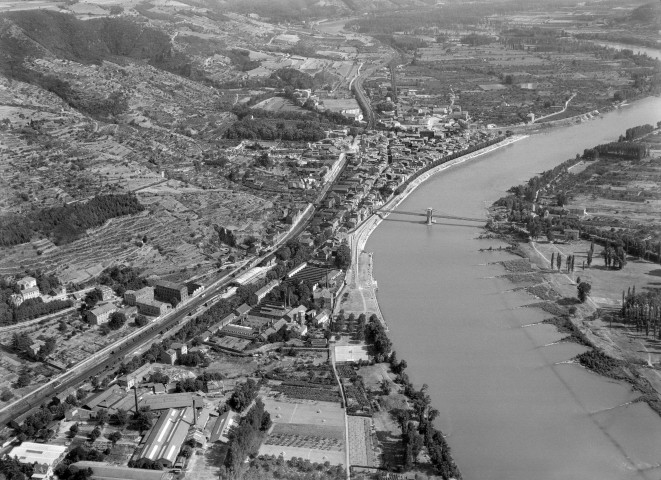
xmin=475 ymin=226 xmax=661 ymax=419
xmin=516 ymin=238 xmax=661 ymax=416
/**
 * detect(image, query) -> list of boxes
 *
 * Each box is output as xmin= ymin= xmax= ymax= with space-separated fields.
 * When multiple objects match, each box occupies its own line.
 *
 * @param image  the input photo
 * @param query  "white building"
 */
xmin=10 ymin=442 xmax=67 ymax=480
xmin=16 ymin=276 xmax=37 ymax=291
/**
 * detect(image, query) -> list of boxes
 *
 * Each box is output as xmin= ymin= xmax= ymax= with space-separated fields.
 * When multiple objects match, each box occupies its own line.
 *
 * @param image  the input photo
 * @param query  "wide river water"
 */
xmin=367 ymin=96 xmax=661 ymax=480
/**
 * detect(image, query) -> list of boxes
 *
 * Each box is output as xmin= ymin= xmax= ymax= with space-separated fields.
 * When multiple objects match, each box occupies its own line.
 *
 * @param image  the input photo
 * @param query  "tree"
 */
xmin=107 ymin=431 xmax=122 ymax=445
xmin=85 ymin=288 xmax=103 ymax=307
xmin=11 ymin=333 xmax=33 ymax=353
xmin=577 ymin=282 xmax=592 ymax=303
xmin=115 ymin=409 xmax=129 ymax=427
xmin=335 ymin=243 xmax=351 ymax=270
xmin=96 ymin=410 xmax=109 ymax=426
xmin=135 ymin=315 xmax=148 ymax=327
xmin=15 ymin=370 xmax=31 ymax=388
xmin=89 ymin=427 xmax=101 ymax=441
xmin=556 ymin=192 xmax=568 ymax=207
xmin=133 ymin=408 xmax=153 ymax=432
xmin=69 ymin=423 xmax=79 ymax=437
xmin=108 ymin=312 xmax=126 ymax=330
xmin=1 ymin=389 xmax=13 ymax=402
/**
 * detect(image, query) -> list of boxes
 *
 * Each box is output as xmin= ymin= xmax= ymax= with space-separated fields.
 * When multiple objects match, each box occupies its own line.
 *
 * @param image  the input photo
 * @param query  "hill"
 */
xmin=0 ymin=10 xmax=193 ymax=80
xmin=625 ymin=2 xmax=661 ymax=29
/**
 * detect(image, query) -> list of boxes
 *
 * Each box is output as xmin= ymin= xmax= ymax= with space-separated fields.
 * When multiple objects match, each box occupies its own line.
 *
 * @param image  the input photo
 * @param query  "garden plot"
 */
xmin=347 ymin=416 xmax=377 ymax=467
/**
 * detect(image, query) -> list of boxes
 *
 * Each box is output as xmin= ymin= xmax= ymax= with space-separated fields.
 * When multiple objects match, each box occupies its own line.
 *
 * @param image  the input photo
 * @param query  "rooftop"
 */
xmin=140 ymin=407 xmax=193 ymax=466
xmin=10 ymin=442 xmax=66 ymax=466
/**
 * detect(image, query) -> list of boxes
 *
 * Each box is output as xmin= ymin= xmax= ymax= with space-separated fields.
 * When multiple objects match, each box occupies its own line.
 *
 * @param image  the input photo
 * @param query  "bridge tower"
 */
xmin=426 ymin=208 xmax=433 ymax=225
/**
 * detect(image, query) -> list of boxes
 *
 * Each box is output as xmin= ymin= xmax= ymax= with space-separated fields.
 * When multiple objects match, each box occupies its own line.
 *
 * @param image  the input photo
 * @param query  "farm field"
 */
xmin=261 ymin=397 xmax=346 ymax=465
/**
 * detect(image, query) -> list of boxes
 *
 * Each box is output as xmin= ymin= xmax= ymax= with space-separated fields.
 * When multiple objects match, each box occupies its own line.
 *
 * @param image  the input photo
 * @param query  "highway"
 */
xmin=0 ymin=143 xmax=353 ymax=428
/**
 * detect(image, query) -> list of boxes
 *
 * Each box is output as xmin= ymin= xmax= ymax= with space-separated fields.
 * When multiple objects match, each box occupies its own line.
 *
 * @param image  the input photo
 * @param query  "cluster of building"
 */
xmin=85 ymin=280 xmax=203 ymax=326
xmin=10 ymin=276 xmax=66 ymax=307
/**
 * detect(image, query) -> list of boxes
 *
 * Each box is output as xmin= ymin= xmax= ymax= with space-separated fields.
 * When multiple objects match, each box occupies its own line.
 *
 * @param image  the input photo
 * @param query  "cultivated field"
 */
xmin=260 ymin=397 xmax=346 ymax=465
xmin=347 ymin=415 xmax=377 ymax=467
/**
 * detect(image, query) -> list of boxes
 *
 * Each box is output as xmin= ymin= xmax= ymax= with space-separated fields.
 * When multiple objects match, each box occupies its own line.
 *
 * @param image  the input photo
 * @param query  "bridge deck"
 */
xmin=377 ymin=209 xmax=485 ymax=223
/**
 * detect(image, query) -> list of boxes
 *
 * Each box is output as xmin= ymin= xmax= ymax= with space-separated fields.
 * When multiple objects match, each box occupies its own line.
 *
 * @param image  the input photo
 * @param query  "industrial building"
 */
xmin=138 ymin=407 xmax=194 ymax=468
xmin=9 ymin=442 xmax=67 ymax=480
xmin=124 ymin=286 xmax=154 ymax=306
xmin=154 ymin=280 xmax=189 ymax=304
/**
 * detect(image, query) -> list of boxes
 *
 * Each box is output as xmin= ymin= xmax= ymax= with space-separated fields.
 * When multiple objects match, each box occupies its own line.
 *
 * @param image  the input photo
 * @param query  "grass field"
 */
xmin=251 ymin=97 xmax=306 ymax=113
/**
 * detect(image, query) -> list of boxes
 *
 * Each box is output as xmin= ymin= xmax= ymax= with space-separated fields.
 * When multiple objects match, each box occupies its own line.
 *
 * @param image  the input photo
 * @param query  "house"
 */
xmin=285 ymin=305 xmax=307 ymax=324
xmin=197 ymin=330 xmax=211 ymax=343
xmin=124 ymin=287 xmax=154 ymax=306
xmin=16 ymin=276 xmax=37 ymax=291
xmin=137 ymin=300 xmax=171 ymax=317
xmin=154 ymin=280 xmax=189 ymax=305
xmin=187 ymin=283 xmax=204 ymax=297
xmin=9 ymin=442 xmax=67 ymax=480
xmin=207 ymin=380 xmax=224 ymax=396
xmin=289 ymin=323 xmax=308 ymax=336
xmin=313 ymin=310 xmax=331 ymax=328
xmin=97 ymin=285 xmax=114 ymax=301
xmin=117 ymin=363 xmax=152 ymax=390
xmin=251 ymin=280 xmax=280 ymax=304
xmin=313 ymin=288 xmax=335 ymax=310
xmin=160 ymin=348 xmax=177 ymax=365
xmin=234 ymin=303 xmax=251 ymax=319
xmin=209 ymin=410 xmax=239 ymax=443
xmin=138 ymin=407 xmax=194 ymax=468
xmin=13 ymin=286 xmax=41 ymax=306
xmin=566 ymin=207 xmax=587 ymax=216
xmin=171 ymin=343 xmax=187 ymax=356
xmin=86 ymin=303 xmax=117 ymax=325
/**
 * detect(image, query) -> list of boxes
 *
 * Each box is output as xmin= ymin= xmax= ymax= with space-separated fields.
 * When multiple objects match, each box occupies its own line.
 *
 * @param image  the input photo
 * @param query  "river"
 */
xmin=589 ymin=40 xmax=661 ymax=61
xmin=367 ymin=96 xmax=661 ymax=480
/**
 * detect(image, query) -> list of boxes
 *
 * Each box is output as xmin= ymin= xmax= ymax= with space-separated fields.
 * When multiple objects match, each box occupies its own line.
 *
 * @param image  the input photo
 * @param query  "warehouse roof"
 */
xmin=140 ymin=392 xmax=203 ymax=411
xmin=140 ymin=407 xmax=194 ymax=466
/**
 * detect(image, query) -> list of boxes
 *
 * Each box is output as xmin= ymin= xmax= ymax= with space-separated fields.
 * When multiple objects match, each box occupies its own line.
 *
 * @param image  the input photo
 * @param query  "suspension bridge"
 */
xmin=376 ymin=207 xmax=486 ymax=225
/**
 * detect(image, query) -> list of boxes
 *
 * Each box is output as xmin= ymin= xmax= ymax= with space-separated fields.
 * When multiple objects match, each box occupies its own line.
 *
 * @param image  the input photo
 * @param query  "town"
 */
xmin=0 ymin=0 xmax=660 ymax=479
